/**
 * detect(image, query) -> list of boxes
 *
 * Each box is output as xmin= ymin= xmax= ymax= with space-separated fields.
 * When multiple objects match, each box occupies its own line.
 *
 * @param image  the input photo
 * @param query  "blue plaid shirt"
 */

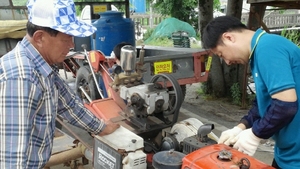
xmin=0 ymin=37 xmax=106 ymax=168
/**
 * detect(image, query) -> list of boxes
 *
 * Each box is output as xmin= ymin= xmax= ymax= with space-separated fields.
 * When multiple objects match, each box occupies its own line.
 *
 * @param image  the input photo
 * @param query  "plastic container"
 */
xmin=92 ymin=11 xmax=135 ymax=56
xmin=171 ymin=31 xmax=190 ymax=48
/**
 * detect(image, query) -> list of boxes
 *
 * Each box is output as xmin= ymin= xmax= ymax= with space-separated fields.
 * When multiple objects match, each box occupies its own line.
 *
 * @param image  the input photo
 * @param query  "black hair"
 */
xmin=202 ymin=16 xmax=247 ymax=49
xmin=26 ymin=21 xmax=59 ymax=37
xmin=113 ymin=42 xmax=132 ymax=60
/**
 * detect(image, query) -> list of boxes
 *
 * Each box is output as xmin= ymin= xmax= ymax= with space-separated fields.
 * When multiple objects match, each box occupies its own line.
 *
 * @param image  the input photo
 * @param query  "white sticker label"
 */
xmin=97 ymin=147 xmax=116 ymax=169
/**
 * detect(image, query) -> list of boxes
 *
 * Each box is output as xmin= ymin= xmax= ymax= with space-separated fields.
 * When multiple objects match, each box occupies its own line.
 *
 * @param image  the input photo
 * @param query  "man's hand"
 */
xmin=99 ymin=123 xmax=120 ymax=136
xmin=218 ymin=126 xmax=243 ymax=145
xmin=231 ymin=128 xmax=261 ymax=156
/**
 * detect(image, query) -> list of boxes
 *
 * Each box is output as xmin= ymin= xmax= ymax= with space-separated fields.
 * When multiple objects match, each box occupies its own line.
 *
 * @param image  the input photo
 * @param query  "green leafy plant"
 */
xmin=196 ymin=82 xmax=215 ymax=100
xmin=281 ymin=28 xmax=300 ymax=47
xmin=143 ymin=27 xmax=155 ymax=41
xmin=247 ymin=93 xmax=256 ymax=105
xmin=197 ymin=83 xmax=205 ymax=95
xmin=145 ymin=37 xmax=173 ymax=46
xmin=230 ymin=82 xmax=241 ymax=105
xmin=147 ymin=0 xmax=221 ymax=31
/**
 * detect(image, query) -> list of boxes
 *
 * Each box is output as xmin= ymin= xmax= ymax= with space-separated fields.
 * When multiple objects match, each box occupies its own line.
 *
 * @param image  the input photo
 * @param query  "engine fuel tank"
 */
xmin=181 ymin=144 xmax=275 ymax=169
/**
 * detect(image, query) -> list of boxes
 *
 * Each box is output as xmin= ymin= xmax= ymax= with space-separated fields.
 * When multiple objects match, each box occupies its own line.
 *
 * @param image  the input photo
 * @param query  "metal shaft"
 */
xmin=100 ymin=64 xmax=114 ymax=81
xmin=81 ymin=44 xmax=104 ymax=99
xmin=79 ymin=86 xmax=92 ymax=103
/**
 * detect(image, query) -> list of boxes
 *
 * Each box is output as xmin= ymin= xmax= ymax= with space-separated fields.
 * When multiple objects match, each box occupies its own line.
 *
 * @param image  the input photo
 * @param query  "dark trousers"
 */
xmin=272 ymin=159 xmax=281 ymax=169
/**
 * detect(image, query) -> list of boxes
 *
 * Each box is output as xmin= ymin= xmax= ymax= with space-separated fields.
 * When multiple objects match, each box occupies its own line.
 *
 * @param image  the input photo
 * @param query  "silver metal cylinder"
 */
xmin=120 ymin=45 xmax=136 ymax=75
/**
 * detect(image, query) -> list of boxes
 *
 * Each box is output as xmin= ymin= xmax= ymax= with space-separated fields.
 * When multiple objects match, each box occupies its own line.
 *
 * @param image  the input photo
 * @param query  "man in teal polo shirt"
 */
xmin=202 ymin=16 xmax=300 ymax=169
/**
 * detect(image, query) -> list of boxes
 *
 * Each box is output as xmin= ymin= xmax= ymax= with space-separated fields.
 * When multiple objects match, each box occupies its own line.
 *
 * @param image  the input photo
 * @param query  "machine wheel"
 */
xmin=169 ymin=85 xmax=186 ymax=107
xmin=150 ymin=74 xmax=183 ymax=116
xmin=75 ymin=65 xmax=101 ymax=101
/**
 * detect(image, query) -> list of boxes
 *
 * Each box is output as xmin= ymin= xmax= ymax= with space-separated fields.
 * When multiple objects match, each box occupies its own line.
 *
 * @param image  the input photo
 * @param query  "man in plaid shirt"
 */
xmin=0 ymin=0 xmax=120 ymax=168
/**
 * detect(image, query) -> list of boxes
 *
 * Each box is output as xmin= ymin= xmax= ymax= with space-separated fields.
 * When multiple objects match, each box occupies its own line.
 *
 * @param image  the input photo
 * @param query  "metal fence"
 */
xmin=241 ymin=13 xmax=300 ymax=29
xmin=130 ymin=14 xmax=166 ymax=28
xmin=132 ymin=13 xmax=300 ymax=30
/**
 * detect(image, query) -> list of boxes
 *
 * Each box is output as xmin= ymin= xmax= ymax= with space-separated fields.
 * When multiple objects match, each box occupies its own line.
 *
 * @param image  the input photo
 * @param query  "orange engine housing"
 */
xmin=181 ymin=144 xmax=274 ymax=169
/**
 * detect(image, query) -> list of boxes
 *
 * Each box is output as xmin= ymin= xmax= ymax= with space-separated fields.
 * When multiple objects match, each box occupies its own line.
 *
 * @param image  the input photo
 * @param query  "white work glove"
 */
xmin=218 ymin=126 xmax=243 ymax=145
xmin=231 ymin=128 xmax=262 ymax=156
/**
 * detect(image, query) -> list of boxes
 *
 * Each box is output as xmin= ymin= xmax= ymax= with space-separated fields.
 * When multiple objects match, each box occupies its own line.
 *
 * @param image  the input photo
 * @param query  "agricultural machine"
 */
xmin=52 ymin=43 xmax=274 ymax=169
xmin=0 ymin=0 xmax=281 ymax=168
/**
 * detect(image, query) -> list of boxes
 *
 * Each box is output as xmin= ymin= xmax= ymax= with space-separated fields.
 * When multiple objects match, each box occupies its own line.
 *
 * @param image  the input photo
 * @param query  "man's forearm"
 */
xmin=252 ymin=99 xmax=298 ymax=139
xmin=239 ymin=98 xmax=261 ymax=128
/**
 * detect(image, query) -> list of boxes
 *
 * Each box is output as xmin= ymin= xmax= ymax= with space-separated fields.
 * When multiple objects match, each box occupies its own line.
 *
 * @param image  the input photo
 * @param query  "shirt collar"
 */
xmin=249 ymin=28 xmax=265 ymax=61
xmin=20 ymin=37 xmax=54 ymax=77
xmin=251 ymin=29 xmax=264 ymax=49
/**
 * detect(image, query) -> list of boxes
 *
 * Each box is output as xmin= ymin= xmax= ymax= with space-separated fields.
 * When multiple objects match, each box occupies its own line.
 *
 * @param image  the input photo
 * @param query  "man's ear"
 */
xmin=32 ymin=30 xmax=45 ymax=48
xmin=222 ymin=32 xmax=236 ymax=43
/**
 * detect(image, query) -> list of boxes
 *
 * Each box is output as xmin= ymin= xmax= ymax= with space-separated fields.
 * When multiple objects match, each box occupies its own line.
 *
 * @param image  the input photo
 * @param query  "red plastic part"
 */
xmin=89 ymin=50 xmax=106 ymax=72
xmin=181 ymin=144 xmax=275 ymax=169
xmin=89 ymin=98 xmax=123 ymax=122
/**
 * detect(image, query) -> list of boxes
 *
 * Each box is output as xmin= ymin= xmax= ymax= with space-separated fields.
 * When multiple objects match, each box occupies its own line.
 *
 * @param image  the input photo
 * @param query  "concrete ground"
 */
xmin=48 ymin=70 xmax=274 ymax=169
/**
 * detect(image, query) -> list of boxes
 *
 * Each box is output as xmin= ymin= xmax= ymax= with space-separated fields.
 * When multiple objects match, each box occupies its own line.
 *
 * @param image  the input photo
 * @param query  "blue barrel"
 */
xmin=91 ymin=11 xmax=135 ymax=56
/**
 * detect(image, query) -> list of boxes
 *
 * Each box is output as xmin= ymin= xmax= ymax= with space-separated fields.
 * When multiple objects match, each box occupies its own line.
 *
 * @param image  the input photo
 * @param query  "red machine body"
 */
xmin=182 ymin=144 xmax=275 ymax=169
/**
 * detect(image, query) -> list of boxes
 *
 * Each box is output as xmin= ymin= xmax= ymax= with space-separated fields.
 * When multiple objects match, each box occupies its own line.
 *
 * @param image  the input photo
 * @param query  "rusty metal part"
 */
xmin=218 ymin=149 xmax=232 ymax=160
xmin=238 ymin=157 xmax=251 ymax=169
xmin=63 ymin=56 xmax=81 ymax=77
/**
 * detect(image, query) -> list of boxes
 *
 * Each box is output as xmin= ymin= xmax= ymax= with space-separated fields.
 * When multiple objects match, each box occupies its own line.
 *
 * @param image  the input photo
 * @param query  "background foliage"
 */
xmin=147 ymin=0 xmax=221 ymax=31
